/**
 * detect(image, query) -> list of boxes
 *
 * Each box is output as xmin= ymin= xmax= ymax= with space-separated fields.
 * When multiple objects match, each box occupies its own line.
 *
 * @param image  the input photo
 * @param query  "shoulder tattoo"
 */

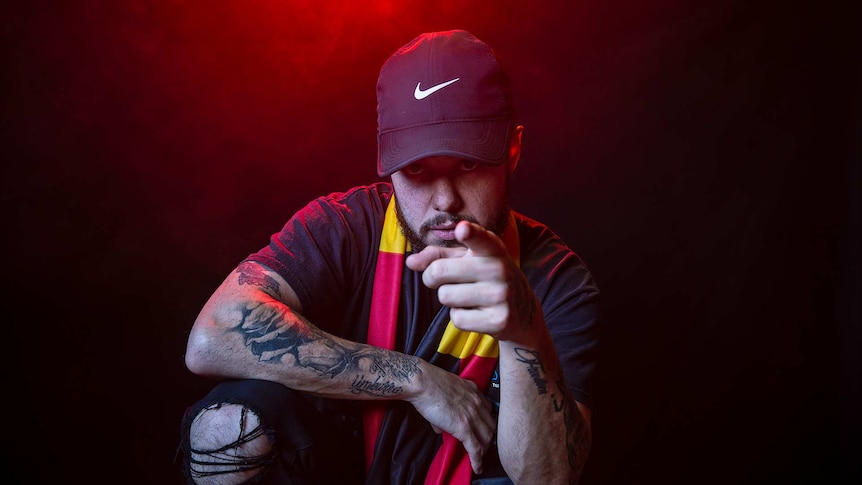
xmin=235 ymin=262 xmax=281 ymax=295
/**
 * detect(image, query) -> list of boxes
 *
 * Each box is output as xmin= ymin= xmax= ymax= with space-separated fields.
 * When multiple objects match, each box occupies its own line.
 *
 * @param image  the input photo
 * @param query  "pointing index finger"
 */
xmin=405 ymin=245 xmax=467 ymax=272
xmin=455 ymin=221 xmax=506 ymax=257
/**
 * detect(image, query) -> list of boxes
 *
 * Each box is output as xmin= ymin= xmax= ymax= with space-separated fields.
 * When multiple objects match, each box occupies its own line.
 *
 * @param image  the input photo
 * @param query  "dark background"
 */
xmin=3 ymin=1 xmax=859 ymax=483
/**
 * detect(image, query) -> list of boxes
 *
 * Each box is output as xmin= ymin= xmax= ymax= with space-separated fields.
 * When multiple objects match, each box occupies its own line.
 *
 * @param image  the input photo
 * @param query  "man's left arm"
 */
xmin=496 ymin=325 xmax=592 ymax=484
xmin=406 ymin=221 xmax=592 ymax=484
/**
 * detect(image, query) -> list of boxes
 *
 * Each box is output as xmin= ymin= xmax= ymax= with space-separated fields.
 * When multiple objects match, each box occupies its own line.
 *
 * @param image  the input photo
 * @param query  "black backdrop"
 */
xmin=3 ymin=1 xmax=859 ymax=483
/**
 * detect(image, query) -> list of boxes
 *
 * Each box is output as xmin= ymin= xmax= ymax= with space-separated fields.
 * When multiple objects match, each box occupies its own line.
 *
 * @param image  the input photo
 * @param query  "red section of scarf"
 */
xmin=364 ymin=196 xmax=514 ymax=484
xmin=363 ymin=249 xmax=403 ymax=471
xmin=423 ymin=353 xmax=499 ymax=484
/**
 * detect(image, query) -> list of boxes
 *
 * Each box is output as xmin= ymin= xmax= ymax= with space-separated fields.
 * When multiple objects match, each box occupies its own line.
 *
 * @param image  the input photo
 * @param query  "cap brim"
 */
xmin=378 ymin=119 xmax=512 ymax=177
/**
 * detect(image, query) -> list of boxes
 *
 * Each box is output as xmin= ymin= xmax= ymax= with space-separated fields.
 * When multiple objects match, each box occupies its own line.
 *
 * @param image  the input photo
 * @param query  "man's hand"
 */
xmin=407 ymin=220 xmax=590 ymax=483
xmin=406 ymin=220 xmax=539 ymax=343
xmin=407 ymin=364 xmax=496 ymax=475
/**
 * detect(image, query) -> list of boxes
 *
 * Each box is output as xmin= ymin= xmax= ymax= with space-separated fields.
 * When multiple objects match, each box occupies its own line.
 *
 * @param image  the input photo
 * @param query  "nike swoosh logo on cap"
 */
xmin=414 ymin=78 xmax=460 ymax=100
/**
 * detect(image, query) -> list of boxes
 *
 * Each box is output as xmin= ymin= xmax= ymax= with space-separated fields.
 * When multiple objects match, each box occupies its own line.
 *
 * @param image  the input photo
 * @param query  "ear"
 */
xmin=507 ymin=125 xmax=524 ymax=174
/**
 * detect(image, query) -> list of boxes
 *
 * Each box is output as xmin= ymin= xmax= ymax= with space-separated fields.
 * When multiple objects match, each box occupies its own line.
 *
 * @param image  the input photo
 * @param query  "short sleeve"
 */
xmin=245 ymin=183 xmax=393 ymax=332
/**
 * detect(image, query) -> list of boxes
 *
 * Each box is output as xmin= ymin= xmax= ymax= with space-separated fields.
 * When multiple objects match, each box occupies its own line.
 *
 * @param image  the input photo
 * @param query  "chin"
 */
xmin=435 ymin=239 xmax=464 ymax=249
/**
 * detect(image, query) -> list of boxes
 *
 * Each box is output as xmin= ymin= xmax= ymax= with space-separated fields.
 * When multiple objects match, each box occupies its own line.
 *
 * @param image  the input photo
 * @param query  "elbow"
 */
xmin=500 ymin=438 xmax=588 ymax=485
xmin=184 ymin=317 xmax=221 ymax=377
xmin=184 ymin=339 xmax=207 ymax=376
xmin=505 ymin=467 xmax=581 ymax=485
xmin=184 ymin=332 xmax=209 ymax=376
xmin=499 ymin=452 xmax=555 ymax=485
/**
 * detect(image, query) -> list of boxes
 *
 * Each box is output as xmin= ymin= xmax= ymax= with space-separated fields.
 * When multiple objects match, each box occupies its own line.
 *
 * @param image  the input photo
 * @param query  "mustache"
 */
xmin=420 ymin=214 xmax=479 ymax=233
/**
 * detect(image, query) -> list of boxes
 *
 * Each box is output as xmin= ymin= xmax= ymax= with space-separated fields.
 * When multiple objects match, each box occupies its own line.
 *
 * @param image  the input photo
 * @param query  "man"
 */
xmin=178 ymin=30 xmax=599 ymax=485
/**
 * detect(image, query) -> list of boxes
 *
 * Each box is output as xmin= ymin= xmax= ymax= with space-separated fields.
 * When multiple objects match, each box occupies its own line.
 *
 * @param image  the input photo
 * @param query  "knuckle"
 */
xmin=427 ymin=261 xmax=446 ymax=280
xmin=449 ymin=307 xmax=466 ymax=326
xmin=437 ymin=285 xmax=451 ymax=303
xmin=490 ymin=264 xmax=506 ymax=280
xmin=442 ymin=290 xmax=466 ymax=310
xmin=489 ymin=284 xmax=508 ymax=304
xmin=485 ymin=306 xmax=508 ymax=327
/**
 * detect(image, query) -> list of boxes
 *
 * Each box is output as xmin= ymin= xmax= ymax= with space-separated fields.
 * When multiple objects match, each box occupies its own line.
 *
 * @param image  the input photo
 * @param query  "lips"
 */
xmin=421 ymin=215 xmax=475 ymax=245
xmin=429 ymin=223 xmax=457 ymax=231
xmin=429 ymin=223 xmax=457 ymax=241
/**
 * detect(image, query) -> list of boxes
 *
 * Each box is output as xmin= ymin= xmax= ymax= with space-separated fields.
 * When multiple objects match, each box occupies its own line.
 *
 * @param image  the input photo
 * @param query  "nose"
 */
xmin=430 ymin=177 xmax=463 ymax=213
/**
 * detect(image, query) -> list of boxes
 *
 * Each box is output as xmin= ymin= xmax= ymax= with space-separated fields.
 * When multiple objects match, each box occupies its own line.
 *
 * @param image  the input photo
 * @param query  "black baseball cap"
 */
xmin=376 ymin=30 xmax=515 ymax=177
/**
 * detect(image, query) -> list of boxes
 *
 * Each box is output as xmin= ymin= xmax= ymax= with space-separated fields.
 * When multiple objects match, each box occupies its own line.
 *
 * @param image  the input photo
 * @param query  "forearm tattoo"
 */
xmin=556 ymin=377 xmax=591 ymax=473
xmin=514 ymin=347 xmax=548 ymax=394
xmin=513 ymin=273 xmax=538 ymax=330
xmin=231 ymin=263 xmax=421 ymax=397
xmin=514 ymin=347 xmax=591 ymax=473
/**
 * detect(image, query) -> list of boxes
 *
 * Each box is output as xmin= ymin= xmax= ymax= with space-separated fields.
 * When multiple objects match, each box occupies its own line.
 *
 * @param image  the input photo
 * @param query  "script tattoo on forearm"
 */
xmin=514 ymin=348 xmax=548 ymax=394
xmin=350 ymin=353 xmax=422 ymax=397
xmin=515 ymin=347 xmax=591 ymax=473
xmin=350 ymin=374 xmax=403 ymax=396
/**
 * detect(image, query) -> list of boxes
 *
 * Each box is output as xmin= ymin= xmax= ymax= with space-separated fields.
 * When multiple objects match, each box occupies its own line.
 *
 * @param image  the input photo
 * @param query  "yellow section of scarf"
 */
xmin=381 ymin=196 xmax=520 ymax=360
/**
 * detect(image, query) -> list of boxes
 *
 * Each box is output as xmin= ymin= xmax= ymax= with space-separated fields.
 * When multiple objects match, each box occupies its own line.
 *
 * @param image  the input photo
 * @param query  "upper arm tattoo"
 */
xmin=230 ymin=301 xmax=421 ymax=398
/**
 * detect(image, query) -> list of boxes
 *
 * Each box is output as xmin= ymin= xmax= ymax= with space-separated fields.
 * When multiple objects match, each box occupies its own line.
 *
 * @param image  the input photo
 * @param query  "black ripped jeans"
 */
xmin=177 ymin=379 xmax=365 ymax=485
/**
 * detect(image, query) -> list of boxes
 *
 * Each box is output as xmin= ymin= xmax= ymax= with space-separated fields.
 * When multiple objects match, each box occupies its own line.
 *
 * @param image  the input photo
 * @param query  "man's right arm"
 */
xmin=186 ymin=260 xmax=424 ymax=398
xmin=185 ymin=260 xmax=496 ymax=469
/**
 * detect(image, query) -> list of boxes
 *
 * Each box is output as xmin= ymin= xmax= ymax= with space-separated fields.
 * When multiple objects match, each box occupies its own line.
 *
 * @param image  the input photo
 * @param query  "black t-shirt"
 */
xmin=247 ymin=182 xmax=600 ymax=407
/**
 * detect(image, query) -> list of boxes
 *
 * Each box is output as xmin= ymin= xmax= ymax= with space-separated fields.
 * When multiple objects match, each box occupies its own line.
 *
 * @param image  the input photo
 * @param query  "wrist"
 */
xmin=399 ymin=356 xmax=429 ymax=402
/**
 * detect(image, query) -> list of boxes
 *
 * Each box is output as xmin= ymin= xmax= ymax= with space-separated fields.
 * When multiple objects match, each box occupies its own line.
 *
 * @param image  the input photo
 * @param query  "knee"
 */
xmin=186 ymin=403 xmax=274 ymax=485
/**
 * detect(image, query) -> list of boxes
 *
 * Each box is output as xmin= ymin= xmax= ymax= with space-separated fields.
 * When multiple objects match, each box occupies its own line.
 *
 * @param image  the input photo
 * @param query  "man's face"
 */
xmin=391 ymin=156 xmax=511 ymax=251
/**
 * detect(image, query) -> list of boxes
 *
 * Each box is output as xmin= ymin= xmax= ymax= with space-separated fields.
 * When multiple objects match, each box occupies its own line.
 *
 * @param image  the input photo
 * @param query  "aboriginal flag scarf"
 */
xmin=363 ymin=195 xmax=519 ymax=485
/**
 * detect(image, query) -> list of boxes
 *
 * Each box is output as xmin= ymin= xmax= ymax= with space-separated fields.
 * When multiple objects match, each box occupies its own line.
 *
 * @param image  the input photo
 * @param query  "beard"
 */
xmin=394 ymin=194 xmax=511 ymax=253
